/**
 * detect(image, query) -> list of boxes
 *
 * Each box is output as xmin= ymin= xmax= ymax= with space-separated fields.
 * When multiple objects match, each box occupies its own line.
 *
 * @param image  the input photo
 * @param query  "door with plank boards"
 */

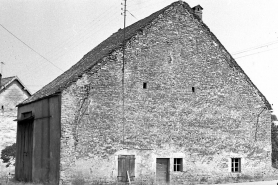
xmin=17 ymin=118 xmax=33 ymax=181
xmin=156 ymin=158 xmax=169 ymax=184
xmin=118 ymin=155 xmax=135 ymax=182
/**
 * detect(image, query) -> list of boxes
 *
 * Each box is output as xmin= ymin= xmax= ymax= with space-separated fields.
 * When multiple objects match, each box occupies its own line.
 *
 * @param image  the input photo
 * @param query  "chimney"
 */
xmin=192 ymin=5 xmax=203 ymax=20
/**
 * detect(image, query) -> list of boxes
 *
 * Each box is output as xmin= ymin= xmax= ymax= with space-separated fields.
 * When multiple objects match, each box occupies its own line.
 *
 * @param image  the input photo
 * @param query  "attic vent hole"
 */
xmin=143 ymin=82 xmax=147 ymax=89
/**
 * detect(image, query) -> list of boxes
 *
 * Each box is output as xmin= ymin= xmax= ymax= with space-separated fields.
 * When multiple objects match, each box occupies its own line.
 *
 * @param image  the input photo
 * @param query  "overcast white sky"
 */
xmin=0 ymin=0 xmax=278 ymax=110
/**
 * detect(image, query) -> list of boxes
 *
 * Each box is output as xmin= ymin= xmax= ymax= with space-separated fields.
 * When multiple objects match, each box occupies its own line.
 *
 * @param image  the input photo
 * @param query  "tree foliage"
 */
xmin=1 ymin=143 xmax=16 ymax=167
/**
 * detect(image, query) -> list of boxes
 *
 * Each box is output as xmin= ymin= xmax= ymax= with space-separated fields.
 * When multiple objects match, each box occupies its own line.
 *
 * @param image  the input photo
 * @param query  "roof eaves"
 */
xmin=17 ymin=92 xmax=61 ymax=107
xmin=0 ymin=76 xmax=32 ymax=96
xmin=20 ymin=1 xmax=271 ymax=110
xmin=19 ymin=1 xmax=178 ymax=106
xmin=13 ymin=76 xmax=32 ymax=96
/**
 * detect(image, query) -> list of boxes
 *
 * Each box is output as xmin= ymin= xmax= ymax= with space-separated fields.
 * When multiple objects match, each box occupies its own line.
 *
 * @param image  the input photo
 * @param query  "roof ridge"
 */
xmin=2 ymin=76 xmax=16 ymax=79
xmin=19 ymin=1 xmax=183 ymax=106
xmin=0 ymin=76 xmax=32 ymax=96
xmin=18 ymin=0 xmax=271 ymax=110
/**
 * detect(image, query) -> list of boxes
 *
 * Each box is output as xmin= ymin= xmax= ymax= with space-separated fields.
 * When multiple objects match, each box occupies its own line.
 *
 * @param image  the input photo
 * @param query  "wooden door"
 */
xmin=118 ymin=155 xmax=135 ymax=182
xmin=17 ymin=119 xmax=33 ymax=181
xmin=23 ymin=120 xmax=33 ymax=181
xmin=156 ymin=158 xmax=169 ymax=184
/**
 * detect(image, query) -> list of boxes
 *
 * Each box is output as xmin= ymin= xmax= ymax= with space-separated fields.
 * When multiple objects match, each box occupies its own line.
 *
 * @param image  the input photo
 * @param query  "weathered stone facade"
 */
xmin=57 ymin=1 xmax=277 ymax=184
xmin=0 ymin=79 xmax=30 ymax=175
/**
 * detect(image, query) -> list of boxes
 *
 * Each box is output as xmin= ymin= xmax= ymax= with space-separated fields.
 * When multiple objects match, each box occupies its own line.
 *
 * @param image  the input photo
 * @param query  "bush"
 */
xmin=1 ymin=143 xmax=16 ymax=167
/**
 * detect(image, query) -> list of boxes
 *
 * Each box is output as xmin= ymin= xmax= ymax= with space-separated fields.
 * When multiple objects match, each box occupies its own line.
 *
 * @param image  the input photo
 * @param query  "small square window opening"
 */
xmin=174 ymin=158 xmax=183 ymax=171
xmin=143 ymin=82 xmax=147 ymax=89
xmin=231 ymin=158 xmax=241 ymax=173
xmin=192 ymin=87 xmax=195 ymax=92
xmin=22 ymin=112 xmax=32 ymax=118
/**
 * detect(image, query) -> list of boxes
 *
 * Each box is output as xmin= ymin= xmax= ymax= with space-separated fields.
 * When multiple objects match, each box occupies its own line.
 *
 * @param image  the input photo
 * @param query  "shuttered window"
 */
xmin=118 ymin=155 xmax=135 ymax=182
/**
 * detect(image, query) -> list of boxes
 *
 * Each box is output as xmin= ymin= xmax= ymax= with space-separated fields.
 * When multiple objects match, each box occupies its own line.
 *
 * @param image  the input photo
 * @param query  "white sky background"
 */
xmin=0 ymin=0 xmax=278 ymax=111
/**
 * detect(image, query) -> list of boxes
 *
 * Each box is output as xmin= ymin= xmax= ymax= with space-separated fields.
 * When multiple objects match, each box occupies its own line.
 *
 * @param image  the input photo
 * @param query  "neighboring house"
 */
xmin=0 ymin=75 xmax=31 ymax=171
xmin=271 ymin=113 xmax=278 ymax=168
xmin=15 ymin=1 xmax=277 ymax=184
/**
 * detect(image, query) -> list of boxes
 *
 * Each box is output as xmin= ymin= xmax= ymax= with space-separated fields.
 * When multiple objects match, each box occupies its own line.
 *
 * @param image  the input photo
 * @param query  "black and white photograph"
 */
xmin=0 ymin=0 xmax=278 ymax=184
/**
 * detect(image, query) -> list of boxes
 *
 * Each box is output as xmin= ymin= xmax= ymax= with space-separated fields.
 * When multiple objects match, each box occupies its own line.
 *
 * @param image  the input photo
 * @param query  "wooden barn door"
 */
xmin=156 ymin=158 xmax=169 ymax=184
xmin=17 ymin=118 xmax=34 ymax=181
xmin=118 ymin=155 xmax=135 ymax=182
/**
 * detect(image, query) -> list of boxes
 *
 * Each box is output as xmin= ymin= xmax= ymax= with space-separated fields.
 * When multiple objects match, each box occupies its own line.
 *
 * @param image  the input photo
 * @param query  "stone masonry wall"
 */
xmin=60 ymin=2 xmax=276 ymax=184
xmin=0 ymin=80 xmax=30 ymax=176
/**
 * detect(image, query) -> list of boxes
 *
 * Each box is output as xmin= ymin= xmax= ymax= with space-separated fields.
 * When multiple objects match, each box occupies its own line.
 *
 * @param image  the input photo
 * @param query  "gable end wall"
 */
xmin=60 ymin=3 xmax=276 ymax=184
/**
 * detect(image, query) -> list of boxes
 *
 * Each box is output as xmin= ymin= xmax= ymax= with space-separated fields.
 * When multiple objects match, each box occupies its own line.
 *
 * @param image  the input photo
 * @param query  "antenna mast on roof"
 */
xmin=121 ymin=0 xmax=127 ymax=146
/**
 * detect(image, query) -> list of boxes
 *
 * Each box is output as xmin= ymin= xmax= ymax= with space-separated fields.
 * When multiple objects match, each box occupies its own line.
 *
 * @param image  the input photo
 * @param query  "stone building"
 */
xmin=0 ymin=75 xmax=31 ymax=172
xmin=15 ymin=1 xmax=277 ymax=184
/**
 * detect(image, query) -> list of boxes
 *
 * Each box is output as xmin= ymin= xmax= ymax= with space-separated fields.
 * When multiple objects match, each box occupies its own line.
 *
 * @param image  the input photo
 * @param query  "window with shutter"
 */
xmin=118 ymin=155 xmax=135 ymax=182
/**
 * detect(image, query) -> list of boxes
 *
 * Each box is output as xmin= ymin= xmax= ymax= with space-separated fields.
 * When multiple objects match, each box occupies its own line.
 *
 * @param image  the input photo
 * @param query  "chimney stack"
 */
xmin=192 ymin=5 xmax=203 ymax=20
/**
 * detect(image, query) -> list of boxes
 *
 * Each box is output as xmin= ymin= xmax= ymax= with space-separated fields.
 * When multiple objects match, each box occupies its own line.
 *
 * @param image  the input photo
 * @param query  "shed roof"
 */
xmin=18 ymin=1 xmax=272 ymax=110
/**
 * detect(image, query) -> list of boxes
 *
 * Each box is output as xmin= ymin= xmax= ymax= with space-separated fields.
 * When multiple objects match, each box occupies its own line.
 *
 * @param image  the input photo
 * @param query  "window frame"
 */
xmin=231 ymin=158 xmax=241 ymax=173
xmin=173 ymin=158 xmax=183 ymax=172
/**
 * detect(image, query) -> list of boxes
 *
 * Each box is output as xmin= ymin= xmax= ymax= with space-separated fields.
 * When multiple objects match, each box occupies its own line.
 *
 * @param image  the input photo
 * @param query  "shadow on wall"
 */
xmin=271 ymin=114 xmax=278 ymax=168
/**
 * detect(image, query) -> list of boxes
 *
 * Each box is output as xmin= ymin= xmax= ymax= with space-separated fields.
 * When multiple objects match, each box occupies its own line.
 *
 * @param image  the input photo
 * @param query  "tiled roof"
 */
xmin=18 ymin=1 xmax=272 ymax=110
xmin=0 ymin=76 xmax=32 ymax=96
xmin=1 ymin=76 xmax=16 ymax=87
xmin=19 ymin=1 xmax=177 ymax=106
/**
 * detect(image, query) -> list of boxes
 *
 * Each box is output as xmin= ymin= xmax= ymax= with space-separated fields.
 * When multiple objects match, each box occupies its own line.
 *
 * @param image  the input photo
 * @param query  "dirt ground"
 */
xmin=0 ymin=179 xmax=277 ymax=185
xmin=202 ymin=180 xmax=278 ymax=185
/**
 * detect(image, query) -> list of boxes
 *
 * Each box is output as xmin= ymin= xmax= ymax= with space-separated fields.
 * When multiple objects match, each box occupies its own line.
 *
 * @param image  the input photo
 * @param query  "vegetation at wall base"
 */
xmin=1 ymin=143 xmax=16 ymax=167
